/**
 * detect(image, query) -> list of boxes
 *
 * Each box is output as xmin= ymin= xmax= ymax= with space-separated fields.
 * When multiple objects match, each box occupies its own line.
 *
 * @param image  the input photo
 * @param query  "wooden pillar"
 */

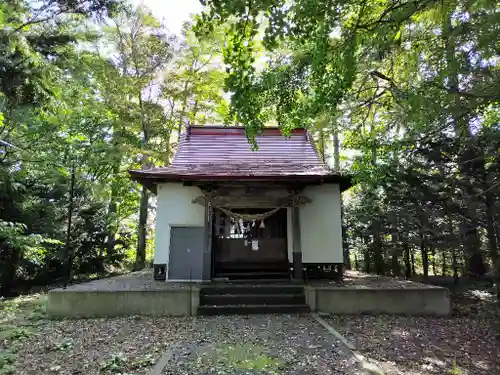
xmin=292 ymin=205 xmax=303 ymax=280
xmin=202 ymin=201 xmax=213 ymax=281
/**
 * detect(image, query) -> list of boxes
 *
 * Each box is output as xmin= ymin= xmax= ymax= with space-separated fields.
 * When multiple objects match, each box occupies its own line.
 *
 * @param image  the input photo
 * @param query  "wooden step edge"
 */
xmin=200 ymin=293 xmax=305 ymax=298
xmin=198 ymin=304 xmax=309 ymax=309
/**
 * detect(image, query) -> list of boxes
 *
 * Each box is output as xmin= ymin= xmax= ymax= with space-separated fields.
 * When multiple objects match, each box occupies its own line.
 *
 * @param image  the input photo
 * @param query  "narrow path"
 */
xmin=311 ymin=313 xmax=385 ymax=375
xmin=151 ymin=314 xmax=363 ymax=375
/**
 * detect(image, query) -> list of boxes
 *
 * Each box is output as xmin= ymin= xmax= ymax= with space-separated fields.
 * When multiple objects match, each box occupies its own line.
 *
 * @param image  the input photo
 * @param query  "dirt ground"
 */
xmin=2 ymin=280 xmax=499 ymax=375
xmin=1 ymin=297 xmax=360 ymax=375
xmin=326 ymin=283 xmax=500 ymax=375
xmin=327 ymin=314 xmax=499 ymax=375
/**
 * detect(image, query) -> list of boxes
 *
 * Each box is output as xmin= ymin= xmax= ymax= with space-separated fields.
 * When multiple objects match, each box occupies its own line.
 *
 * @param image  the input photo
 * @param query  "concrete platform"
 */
xmin=47 ymin=270 xmax=200 ymax=318
xmin=47 ymin=270 xmax=451 ymax=318
xmin=305 ymin=271 xmax=451 ymax=316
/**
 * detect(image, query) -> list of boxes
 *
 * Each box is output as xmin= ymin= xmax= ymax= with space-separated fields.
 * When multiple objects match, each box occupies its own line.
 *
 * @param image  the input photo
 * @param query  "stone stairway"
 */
xmin=197 ymin=284 xmax=310 ymax=315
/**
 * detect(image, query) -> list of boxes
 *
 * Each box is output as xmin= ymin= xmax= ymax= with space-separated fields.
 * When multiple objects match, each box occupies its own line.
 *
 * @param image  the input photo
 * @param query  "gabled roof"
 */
xmin=129 ymin=126 xmax=351 ymax=191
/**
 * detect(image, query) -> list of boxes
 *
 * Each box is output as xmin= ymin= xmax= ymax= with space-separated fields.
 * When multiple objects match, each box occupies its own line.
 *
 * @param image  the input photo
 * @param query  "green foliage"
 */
xmin=0 ymin=1 xmax=228 ymax=292
xmin=192 ymin=343 xmax=284 ymax=373
xmin=100 ymin=352 xmax=128 ymax=373
xmin=0 ymin=347 xmax=16 ymax=375
xmin=0 ymin=294 xmax=47 ymax=375
xmin=3 ymin=327 xmax=35 ymax=341
xmin=447 ymin=358 xmax=464 ymax=375
xmin=161 ymin=19 xmax=229 ymax=142
xmin=195 ymin=0 xmax=500 ymax=298
xmin=196 ymin=0 xmax=360 ymax=140
xmin=130 ymin=354 xmax=156 ymax=368
xmin=99 ymin=352 xmax=155 ymax=373
xmin=52 ymin=338 xmax=74 ymax=352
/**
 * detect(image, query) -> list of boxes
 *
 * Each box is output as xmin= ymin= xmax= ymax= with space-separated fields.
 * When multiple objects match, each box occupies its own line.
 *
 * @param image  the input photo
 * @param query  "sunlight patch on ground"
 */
xmin=390 ymin=327 xmax=411 ymax=339
xmin=469 ymin=289 xmax=494 ymax=301
xmin=0 ymin=294 xmax=46 ymax=326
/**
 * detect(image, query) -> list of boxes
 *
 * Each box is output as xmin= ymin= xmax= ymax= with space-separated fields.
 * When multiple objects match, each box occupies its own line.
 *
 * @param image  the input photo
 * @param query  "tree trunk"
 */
xmin=64 ymin=163 xmax=76 ymax=287
xmin=134 ymin=185 xmax=148 ymax=270
xmin=430 ymin=245 xmax=436 ymax=276
xmin=484 ymin=189 xmax=500 ymax=301
xmin=403 ymin=233 xmax=411 ymax=278
xmin=318 ymin=127 xmax=325 ymax=163
xmin=441 ymin=251 xmax=447 ymax=276
xmin=443 ymin=9 xmax=484 ymax=278
xmin=410 ymin=249 xmax=416 ymax=276
xmin=363 ymin=235 xmax=371 ymax=273
xmin=422 ymin=244 xmax=429 ymax=279
xmin=452 ymin=246 xmax=459 ymax=284
xmin=421 ymin=234 xmax=428 ymax=279
xmin=106 ymin=162 xmax=121 ymax=260
xmin=368 ymin=123 xmax=383 ymax=275
xmin=177 ymin=80 xmax=191 ymax=140
xmin=332 ymin=127 xmax=350 ymax=269
xmin=391 ymin=232 xmax=401 ymax=276
xmin=447 ymin=215 xmax=459 ymax=283
xmin=420 ymin=214 xmax=429 ymax=279
xmin=134 ymin=87 xmax=150 ymax=271
xmin=373 ymin=220 xmax=384 ymax=275
xmin=0 ymin=243 xmax=21 ymax=297
xmin=332 ymin=128 xmax=340 ymax=171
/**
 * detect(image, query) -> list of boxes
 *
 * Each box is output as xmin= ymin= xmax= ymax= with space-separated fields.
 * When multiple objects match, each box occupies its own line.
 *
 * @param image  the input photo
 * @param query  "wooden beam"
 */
xmin=292 ymin=205 xmax=303 ymax=280
xmin=202 ymin=189 xmax=214 ymax=280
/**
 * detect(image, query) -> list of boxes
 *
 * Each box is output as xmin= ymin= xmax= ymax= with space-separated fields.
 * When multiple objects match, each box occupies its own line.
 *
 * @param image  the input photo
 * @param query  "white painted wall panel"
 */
xmin=154 ymin=183 xmax=205 ymax=269
xmin=299 ymin=184 xmax=343 ymax=263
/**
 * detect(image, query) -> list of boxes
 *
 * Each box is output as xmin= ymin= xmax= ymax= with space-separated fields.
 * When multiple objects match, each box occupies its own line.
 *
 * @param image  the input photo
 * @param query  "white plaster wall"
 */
xmin=154 ymin=183 xmax=205 ymax=268
xmin=299 ymin=184 xmax=343 ymax=263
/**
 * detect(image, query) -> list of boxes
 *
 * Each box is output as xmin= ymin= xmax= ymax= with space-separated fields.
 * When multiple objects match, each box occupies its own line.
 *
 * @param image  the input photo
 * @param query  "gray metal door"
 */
xmin=168 ymin=226 xmax=204 ymax=280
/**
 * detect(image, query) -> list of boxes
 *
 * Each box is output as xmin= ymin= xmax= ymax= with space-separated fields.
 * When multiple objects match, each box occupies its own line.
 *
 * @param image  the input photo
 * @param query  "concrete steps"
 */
xmin=200 ymin=293 xmax=306 ymax=306
xmin=200 ymin=284 xmax=304 ymax=295
xmin=215 ymin=271 xmax=291 ymax=280
xmin=198 ymin=304 xmax=309 ymax=315
xmin=198 ymin=284 xmax=309 ymax=315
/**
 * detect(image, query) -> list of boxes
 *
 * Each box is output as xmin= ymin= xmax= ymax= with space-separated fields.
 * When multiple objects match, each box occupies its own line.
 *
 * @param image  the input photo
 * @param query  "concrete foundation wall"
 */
xmin=305 ymin=287 xmax=451 ymax=316
xmin=47 ymin=289 xmax=200 ymax=318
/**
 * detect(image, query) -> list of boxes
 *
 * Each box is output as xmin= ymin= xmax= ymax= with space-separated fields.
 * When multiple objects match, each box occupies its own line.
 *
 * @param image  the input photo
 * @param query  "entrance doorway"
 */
xmin=168 ymin=226 xmax=204 ymax=281
xmin=212 ymin=208 xmax=289 ymax=280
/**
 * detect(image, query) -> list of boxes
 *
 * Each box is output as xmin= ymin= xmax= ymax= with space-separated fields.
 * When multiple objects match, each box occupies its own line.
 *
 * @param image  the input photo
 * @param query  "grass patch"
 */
xmin=0 ymin=294 xmax=47 ymax=325
xmin=100 ymin=352 xmax=128 ymax=374
xmin=0 ymin=348 xmax=17 ymax=375
xmin=99 ymin=352 xmax=156 ymax=374
xmin=52 ymin=337 xmax=75 ymax=352
xmin=0 ymin=294 xmax=47 ymax=375
xmin=0 ymin=326 xmax=37 ymax=341
xmin=194 ymin=343 xmax=284 ymax=374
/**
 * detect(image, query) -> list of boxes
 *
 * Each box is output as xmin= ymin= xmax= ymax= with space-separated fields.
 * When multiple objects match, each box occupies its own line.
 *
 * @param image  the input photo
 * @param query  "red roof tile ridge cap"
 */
xmin=189 ymin=124 xmax=306 ymax=129
xmin=187 ymin=126 xmax=306 ymax=136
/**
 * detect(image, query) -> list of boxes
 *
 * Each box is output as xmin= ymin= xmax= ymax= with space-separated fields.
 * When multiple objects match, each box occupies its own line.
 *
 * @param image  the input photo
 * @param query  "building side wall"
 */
xmin=299 ymin=184 xmax=343 ymax=263
xmin=155 ymin=183 xmax=205 ymax=270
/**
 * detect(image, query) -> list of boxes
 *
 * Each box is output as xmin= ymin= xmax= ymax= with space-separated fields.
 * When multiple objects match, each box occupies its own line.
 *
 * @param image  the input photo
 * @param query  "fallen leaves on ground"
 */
xmin=327 ymin=314 xmax=500 ymax=375
xmin=3 ymin=313 xmax=365 ymax=375
xmin=13 ymin=316 xmax=200 ymax=375
xmin=162 ymin=314 xmax=361 ymax=375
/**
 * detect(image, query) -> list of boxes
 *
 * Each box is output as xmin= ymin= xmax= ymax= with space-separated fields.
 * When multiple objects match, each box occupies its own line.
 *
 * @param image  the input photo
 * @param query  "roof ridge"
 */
xmin=187 ymin=124 xmax=306 ymax=130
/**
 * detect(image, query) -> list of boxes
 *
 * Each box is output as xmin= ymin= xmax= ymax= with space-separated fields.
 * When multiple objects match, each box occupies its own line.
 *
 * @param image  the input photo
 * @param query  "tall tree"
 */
xmin=196 ymin=0 xmax=500 ymax=299
xmin=107 ymin=6 xmax=173 ymax=270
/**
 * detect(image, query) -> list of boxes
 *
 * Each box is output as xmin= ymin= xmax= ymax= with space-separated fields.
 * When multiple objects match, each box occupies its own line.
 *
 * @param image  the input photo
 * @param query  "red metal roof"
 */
xmin=129 ymin=126 xmax=351 ymax=189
